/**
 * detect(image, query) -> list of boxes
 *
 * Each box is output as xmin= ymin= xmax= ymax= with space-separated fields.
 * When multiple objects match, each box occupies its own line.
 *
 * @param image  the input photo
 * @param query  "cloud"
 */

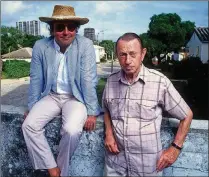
xmin=95 ymin=1 xmax=131 ymax=15
xmin=2 ymin=1 xmax=31 ymax=15
xmin=138 ymin=1 xmax=194 ymax=11
xmin=152 ymin=3 xmax=193 ymax=11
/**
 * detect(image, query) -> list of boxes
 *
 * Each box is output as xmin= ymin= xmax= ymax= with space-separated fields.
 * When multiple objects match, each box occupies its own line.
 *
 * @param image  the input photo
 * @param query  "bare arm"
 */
xmin=157 ymin=109 xmax=193 ymax=172
xmin=173 ymin=109 xmax=193 ymax=147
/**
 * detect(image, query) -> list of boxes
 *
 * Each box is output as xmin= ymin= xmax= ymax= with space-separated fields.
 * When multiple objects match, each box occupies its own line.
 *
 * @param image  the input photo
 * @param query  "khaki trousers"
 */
xmin=22 ymin=92 xmax=87 ymax=176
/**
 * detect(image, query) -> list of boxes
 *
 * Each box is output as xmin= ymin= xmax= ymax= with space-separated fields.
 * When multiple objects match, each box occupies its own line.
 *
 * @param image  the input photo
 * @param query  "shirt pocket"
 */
xmin=108 ymin=98 xmax=124 ymax=120
xmin=134 ymin=100 xmax=158 ymax=122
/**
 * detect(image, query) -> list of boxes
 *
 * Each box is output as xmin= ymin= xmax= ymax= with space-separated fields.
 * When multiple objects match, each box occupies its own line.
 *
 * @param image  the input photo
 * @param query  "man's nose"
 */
xmin=63 ymin=26 xmax=69 ymax=34
xmin=125 ymin=55 xmax=132 ymax=64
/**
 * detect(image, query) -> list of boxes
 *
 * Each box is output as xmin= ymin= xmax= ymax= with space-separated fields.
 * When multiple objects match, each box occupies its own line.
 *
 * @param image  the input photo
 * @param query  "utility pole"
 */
xmin=97 ymin=29 xmax=108 ymax=45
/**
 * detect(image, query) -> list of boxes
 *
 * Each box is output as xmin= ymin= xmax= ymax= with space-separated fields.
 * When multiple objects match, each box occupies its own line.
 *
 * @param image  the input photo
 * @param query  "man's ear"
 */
xmin=141 ymin=48 xmax=147 ymax=62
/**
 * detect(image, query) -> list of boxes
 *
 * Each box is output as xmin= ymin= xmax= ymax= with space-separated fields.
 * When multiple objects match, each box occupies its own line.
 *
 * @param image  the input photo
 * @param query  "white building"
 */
xmin=94 ymin=45 xmax=106 ymax=63
xmin=16 ymin=20 xmax=41 ymax=36
xmin=186 ymin=27 xmax=208 ymax=63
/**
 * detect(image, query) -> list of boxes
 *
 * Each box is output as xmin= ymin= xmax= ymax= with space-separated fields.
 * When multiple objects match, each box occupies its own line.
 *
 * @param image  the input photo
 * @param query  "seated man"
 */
xmin=22 ymin=5 xmax=100 ymax=177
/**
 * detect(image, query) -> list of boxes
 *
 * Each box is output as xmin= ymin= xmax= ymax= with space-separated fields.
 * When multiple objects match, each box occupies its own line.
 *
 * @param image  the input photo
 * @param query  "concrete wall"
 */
xmin=1 ymin=105 xmax=208 ymax=176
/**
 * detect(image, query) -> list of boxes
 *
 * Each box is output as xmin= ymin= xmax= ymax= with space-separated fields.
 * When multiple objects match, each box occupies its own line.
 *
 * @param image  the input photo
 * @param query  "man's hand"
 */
xmin=105 ymin=133 xmax=120 ymax=154
xmin=24 ymin=110 xmax=29 ymax=119
xmin=156 ymin=146 xmax=181 ymax=172
xmin=84 ymin=115 xmax=97 ymax=131
xmin=48 ymin=167 xmax=60 ymax=177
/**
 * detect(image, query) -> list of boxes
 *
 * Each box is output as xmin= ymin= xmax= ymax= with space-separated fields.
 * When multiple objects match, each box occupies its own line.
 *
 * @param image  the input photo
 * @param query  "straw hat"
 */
xmin=39 ymin=5 xmax=89 ymax=25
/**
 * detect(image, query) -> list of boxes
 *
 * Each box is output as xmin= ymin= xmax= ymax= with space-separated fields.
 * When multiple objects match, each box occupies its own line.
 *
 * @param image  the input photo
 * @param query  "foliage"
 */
xmin=2 ymin=60 xmax=30 ymax=79
xmin=22 ymin=34 xmax=44 ymax=48
xmin=100 ymin=56 xmax=107 ymax=63
xmin=99 ymin=40 xmax=115 ymax=59
xmin=96 ymin=78 xmax=107 ymax=106
xmin=148 ymin=13 xmax=187 ymax=51
xmin=139 ymin=13 xmax=195 ymax=60
xmin=181 ymin=21 xmax=196 ymax=45
xmin=1 ymin=26 xmax=25 ymax=55
xmin=171 ymin=57 xmax=205 ymax=79
xmin=1 ymin=26 xmax=44 ymax=55
xmin=140 ymin=33 xmax=166 ymax=64
xmin=186 ymin=78 xmax=208 ymax=118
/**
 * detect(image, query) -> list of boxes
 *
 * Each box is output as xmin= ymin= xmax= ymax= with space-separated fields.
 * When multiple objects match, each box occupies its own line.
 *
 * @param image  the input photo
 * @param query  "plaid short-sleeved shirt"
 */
xmin=102 ymin=65 xmax=190 ymax=176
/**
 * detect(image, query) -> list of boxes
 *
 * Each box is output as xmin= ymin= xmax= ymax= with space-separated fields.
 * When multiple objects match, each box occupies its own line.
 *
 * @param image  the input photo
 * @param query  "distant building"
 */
xmin=2 ymin=47 xmax=32 ymax=62
xmin=84 ymin=28 xmax=95 ymax=41
xmin=186 ymin=27 xmax=208 ymax=63
xmin=93 ymin=45 xmax=106 ymax=63
xmin=16 ymin=20 xmax=41 ymax=36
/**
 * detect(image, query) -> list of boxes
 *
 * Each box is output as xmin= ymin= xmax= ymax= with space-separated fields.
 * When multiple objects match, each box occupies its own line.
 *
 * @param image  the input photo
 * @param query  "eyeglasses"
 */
xmin=55 ymin=23 xmax=77 ymax=32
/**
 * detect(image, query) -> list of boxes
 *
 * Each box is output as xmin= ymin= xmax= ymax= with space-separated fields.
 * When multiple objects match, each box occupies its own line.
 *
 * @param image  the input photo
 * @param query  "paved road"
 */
xmin=1 ymin=62 xmax=121 ymax=107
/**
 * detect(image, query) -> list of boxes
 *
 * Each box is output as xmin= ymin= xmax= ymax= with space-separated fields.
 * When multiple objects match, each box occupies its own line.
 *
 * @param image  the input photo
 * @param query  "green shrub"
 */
xmin=100 ymin=56 xmax=107 ymax=63
xmin=2 ymin=60 xmax=30 ymax=78
xmin=96 ymin=78 xmax=107 ymax=106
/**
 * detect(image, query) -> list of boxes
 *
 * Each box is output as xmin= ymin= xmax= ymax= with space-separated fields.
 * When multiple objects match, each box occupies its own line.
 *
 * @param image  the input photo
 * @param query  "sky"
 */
xmin=1 ymin=1 xmax=208 ymax=41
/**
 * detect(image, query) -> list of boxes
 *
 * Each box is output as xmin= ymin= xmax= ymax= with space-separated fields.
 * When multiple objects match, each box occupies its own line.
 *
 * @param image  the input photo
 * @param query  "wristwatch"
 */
xmin=171 ymin=142 xmax=183 ymax=151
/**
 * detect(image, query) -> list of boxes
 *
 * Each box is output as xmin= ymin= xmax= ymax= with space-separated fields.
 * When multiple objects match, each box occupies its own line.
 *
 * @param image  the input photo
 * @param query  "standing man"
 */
xmin=22 ymin=5 xmax=100 ymax=177
xmin=103 ymin=33 xmax=193 ymax=176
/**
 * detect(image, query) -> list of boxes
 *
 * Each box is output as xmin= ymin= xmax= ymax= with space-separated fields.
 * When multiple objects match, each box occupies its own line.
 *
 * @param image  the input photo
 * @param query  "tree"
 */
xmin=22 ymin=34 xmax=44 ymax=48
xmin=99 ymin=40 xmax=115 ymax=59
xmin=140 ymin=33 xmax=166 ymax=60
xmin=147 ymin=13 xmax=195 ymax=52
xmin=181 ymin=21 xmax=195 ymax=44
xmin=1 ymin=26 xmax=44 ymax=55
xmin=1 ymin=26 xmax=25 ymax=54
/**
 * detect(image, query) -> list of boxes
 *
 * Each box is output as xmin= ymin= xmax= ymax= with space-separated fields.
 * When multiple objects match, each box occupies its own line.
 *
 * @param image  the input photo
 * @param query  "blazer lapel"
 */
xmin=44 ymin=39 xmax=57 ymax=77
xmin=67 ymin=38 xmax=78 ymax=80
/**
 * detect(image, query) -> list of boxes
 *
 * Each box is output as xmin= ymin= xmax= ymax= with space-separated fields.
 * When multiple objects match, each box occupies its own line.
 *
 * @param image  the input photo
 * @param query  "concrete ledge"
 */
xmin=1 ymin=105 xmax=208 ymax=176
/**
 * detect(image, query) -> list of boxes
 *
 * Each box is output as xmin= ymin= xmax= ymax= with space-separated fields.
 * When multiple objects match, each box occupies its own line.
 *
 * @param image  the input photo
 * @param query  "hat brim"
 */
xmin=39 ymin=16 xmax=89 ymax=25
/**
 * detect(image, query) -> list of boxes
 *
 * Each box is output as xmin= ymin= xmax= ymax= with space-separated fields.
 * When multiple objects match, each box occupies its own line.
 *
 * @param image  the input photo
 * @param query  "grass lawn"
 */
xmin=97 ymin=78 xmax=107 ymax=106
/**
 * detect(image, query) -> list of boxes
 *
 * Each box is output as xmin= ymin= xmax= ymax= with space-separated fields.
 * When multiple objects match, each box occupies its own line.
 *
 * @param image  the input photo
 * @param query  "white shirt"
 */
xmin=52 ymin=39 xmax=71 ymax=94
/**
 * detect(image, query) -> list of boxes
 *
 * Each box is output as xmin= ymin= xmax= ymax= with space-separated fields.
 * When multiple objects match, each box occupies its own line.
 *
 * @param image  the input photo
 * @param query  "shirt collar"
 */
xmin=118 ymin=64 xmax=147 ymax=84
xmin=53 ymin=38 xmax=71 ymax=54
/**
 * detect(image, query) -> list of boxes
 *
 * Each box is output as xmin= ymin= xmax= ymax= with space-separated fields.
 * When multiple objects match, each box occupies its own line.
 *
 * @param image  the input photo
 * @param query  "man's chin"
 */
xmin=62 ymin=41 xmax=72 ymax=47
xmin=124 ymin=69 xmax=134 ymax=74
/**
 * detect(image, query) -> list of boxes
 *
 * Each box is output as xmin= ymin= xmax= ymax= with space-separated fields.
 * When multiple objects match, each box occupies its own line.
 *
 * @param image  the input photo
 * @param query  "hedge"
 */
xmin=2 ymin=60 xmax=30 ymax=79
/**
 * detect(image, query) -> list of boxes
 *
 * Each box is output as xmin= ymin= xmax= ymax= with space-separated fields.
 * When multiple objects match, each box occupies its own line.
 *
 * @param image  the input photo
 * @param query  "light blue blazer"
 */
xmin=28 ymin=34 xmax=101 ymax=116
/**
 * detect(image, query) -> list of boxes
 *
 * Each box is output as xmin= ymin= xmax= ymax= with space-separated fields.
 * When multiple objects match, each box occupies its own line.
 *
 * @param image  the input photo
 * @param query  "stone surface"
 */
xmin=1 ymin=109 xmax=208 ymax=177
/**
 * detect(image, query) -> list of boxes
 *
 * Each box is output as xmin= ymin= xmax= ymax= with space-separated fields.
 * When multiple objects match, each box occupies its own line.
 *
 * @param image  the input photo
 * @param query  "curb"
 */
xmin=1 ymin=77 xmax=30 ymax=84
